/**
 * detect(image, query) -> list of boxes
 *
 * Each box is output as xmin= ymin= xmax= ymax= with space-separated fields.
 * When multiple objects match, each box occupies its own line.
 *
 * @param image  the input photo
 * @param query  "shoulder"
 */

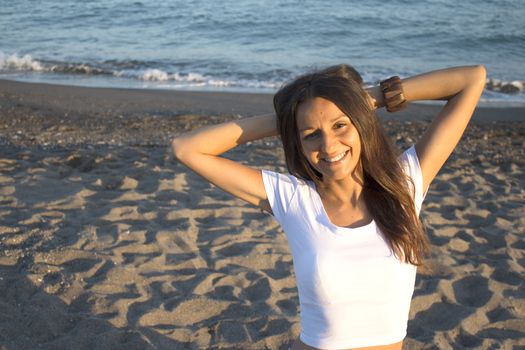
xmin=261 ymin=169 xmax=311 ymax=219
xmin=261 ymin=169 xmax=309 ymax=188
xmin=400 ymin=146 xmax=420 ymax=174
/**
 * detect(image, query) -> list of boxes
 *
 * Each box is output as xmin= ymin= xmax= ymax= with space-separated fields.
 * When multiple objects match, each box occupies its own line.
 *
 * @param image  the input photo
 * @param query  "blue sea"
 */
xmin=1 ymin=0 xmax=524 ymax=105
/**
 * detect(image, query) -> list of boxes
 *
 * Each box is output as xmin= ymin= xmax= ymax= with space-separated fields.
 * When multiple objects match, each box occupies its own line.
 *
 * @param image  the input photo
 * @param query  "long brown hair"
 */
xmin=273 ymin=64 xmax=428 ymax=265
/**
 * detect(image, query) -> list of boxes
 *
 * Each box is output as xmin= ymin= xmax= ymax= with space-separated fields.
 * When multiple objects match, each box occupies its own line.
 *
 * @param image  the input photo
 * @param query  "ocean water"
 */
xmin=1 ymin=0 xmax=524 ymax=105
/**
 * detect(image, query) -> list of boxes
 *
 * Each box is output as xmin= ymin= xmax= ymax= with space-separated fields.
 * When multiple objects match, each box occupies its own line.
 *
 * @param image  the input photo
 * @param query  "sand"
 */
xmin=0 ymin=79 xmax=524 ymax=349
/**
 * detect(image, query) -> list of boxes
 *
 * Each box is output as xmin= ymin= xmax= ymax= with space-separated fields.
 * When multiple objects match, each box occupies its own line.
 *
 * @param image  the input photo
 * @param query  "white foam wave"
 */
xmin=0 ymin=52 xmax=44 ymax=71
xmin=121 ymin=69 xmax=208 ymax=83
xmin=134 ymin=71 xmax=283 ymax=91
xmin=135 ymin=70 xmax=278 ymax=90
xmin=142 ymin=69 xmax=169 ymax=81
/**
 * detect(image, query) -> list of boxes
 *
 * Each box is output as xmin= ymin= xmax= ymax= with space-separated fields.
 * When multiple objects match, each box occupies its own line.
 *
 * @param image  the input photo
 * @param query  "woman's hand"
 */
xmin=364 ymin=85 xmax=385 ymax=110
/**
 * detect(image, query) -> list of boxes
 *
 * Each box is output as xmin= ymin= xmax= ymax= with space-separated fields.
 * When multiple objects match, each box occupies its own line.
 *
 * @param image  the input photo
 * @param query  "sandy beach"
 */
xmin=0 ymin=79 xmax=524 ymax=349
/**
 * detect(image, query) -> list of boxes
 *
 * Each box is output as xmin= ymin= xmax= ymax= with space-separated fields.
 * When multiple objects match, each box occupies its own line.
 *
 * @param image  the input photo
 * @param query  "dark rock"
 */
xmin=66 ymin=154 xmax=96 ymax=172
xmin=500 ymin=83 xmax=520 ymax=94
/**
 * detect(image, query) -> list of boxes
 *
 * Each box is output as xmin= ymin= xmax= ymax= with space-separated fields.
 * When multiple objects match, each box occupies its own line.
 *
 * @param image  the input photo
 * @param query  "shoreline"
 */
xmin=1 ymin=78 xmax=524 ymax=123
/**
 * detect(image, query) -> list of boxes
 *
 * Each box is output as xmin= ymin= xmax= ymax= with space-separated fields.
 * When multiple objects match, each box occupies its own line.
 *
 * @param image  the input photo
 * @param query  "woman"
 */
xmin=171 ymin=64 xmax=486 ymax=350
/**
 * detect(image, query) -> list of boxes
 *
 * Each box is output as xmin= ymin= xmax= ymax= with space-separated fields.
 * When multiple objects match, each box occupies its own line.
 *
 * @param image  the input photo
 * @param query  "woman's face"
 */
xmin=296 ymin=97 xmax=362 ymax=182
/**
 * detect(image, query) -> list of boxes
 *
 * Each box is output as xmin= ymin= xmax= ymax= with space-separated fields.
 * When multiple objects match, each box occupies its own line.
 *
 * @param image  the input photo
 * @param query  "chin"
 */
xmin=318 ymin=164 xmax=361 ymax=183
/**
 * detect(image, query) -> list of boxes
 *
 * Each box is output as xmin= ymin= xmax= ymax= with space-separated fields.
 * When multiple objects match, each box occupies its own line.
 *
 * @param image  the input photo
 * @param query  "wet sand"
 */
xmin=0 ymin=79 xmax=524 ymax=349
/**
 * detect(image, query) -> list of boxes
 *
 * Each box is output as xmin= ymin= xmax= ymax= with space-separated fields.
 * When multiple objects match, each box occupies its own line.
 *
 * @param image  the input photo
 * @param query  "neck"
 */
xmin=316 ymin=173 xmax=372 ymax=228
xmin=317 ymin=172 xmax=365 ymax=206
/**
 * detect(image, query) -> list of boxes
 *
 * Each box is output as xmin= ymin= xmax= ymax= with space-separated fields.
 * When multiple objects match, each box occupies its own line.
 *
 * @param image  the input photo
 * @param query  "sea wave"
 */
xmin=0 ymin=53 xmax=44 ymax=71
xmin=0 ymin=52 xmax=286 ymax=90
xmin=0 ymin=52 xmax=523 ymax=99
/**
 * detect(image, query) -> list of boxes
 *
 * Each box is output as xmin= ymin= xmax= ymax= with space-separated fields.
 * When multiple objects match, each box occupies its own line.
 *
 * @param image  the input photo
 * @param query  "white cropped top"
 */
xmin=261 ymin=147 xmax=427 ymax=349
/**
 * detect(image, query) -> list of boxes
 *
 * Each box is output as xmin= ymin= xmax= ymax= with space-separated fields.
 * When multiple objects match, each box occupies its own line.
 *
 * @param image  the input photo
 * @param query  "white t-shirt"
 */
xmin=261 ymin=146 xmax=427 ymax=349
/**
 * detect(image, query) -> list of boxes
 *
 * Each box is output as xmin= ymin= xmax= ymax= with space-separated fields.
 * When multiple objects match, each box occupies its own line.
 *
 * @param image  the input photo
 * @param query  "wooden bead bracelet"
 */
xmin=380 ymin=76 xmax=408 ymax=112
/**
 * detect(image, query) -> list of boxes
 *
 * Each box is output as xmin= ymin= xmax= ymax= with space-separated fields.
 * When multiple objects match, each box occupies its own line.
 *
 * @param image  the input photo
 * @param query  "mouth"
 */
xmin=321 ymin=150 xmax=349 ymax=165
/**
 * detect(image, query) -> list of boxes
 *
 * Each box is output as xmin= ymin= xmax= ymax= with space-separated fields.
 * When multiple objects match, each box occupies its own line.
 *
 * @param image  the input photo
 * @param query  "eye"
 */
xmin=334 ymin=122 xmax=346 ymax=129
xmin=303 ymin=131 xmax=318 ymax=140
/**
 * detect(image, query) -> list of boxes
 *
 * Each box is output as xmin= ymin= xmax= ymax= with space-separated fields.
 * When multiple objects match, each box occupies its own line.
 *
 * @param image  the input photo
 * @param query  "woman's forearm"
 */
xmin=366 ymin=65 xmax=486 ymax=109
xmin=402 ymin=65 xmax=486 ymax=102
xmin=172 ymin=113 xmax=278 ymax=160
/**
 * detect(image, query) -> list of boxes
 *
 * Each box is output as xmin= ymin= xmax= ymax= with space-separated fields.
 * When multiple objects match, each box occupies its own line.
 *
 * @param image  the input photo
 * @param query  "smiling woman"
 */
xmin=171 ymin=63 xmax=486 ymax=349
xmin=297 ymin=99 xmax=362 ymax=181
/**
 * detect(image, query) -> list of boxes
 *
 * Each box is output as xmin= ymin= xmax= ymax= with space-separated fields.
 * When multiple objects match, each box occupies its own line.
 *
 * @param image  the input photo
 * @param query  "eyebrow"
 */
xmin=299 ymin=114 xmax=348 ymax=132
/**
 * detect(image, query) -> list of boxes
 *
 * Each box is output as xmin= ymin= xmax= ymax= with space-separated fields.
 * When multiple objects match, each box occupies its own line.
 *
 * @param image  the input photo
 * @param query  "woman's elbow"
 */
xmin=473 ymin=64 xmax=487 ymax=86
xmin=171 ymin=137 xmax=189 ymax=161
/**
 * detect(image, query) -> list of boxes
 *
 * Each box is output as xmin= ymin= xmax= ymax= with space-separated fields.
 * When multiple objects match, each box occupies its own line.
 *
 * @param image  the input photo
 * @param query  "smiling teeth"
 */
xmin=324 ymin=151 xmax=347 ymax=162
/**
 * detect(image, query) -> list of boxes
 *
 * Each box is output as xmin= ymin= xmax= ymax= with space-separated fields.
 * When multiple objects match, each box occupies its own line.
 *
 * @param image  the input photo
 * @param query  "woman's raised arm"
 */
xmin=369 ymin=65 xmax=486 ymax=190
xmin=171 ymin=113 xmax=278 ymax=212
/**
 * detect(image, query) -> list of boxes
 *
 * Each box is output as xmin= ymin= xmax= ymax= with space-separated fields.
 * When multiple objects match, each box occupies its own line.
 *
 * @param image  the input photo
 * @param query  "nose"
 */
xmin=320 ymin=132 xmax=337 ymax=154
